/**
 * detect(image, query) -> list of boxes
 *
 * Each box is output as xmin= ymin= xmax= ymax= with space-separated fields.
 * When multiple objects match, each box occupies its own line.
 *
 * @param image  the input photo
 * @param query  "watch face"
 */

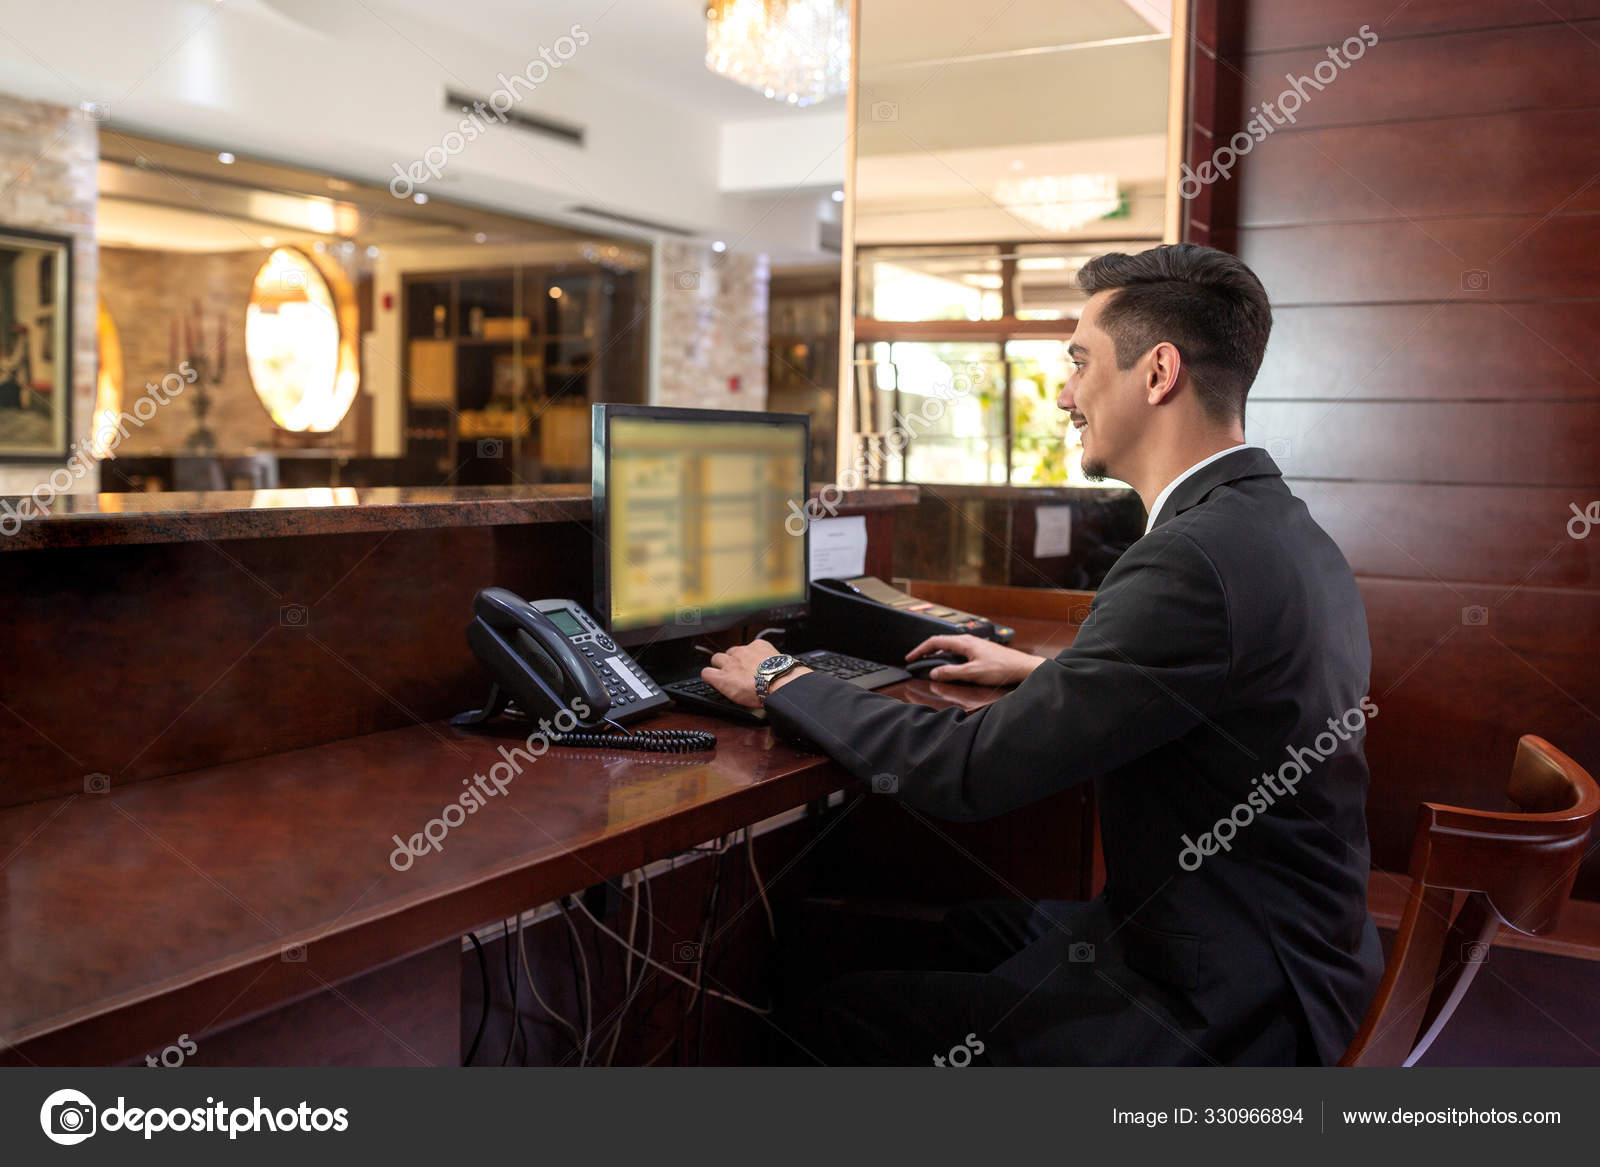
xmin=758 ymin=654 xmax=793 ymax=674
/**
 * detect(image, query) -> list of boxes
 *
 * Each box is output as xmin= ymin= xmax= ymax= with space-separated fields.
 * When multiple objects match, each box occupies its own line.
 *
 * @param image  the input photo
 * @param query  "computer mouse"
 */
xmin=905 ymin=652 xmax=968 ymax=678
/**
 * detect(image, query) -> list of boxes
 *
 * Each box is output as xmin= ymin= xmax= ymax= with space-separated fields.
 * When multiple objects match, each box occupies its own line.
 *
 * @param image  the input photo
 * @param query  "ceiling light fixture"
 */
xmin=993 ymin=173 xmax=1122 ymax=234
xmin=705 ymin=0 xmax=849 ymax=105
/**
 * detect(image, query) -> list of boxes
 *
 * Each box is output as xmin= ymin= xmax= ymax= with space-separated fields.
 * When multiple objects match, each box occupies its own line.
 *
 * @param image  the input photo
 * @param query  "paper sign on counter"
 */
xmin=809 ymin=515 xmax=868 ymax=580
xmin=1033 ymin=505 xmax=1073 ymax=558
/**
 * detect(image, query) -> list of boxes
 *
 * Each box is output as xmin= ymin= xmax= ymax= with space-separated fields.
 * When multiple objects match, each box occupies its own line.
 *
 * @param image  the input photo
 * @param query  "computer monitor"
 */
xmin=592 ymin=404 xmax=811 ymax=647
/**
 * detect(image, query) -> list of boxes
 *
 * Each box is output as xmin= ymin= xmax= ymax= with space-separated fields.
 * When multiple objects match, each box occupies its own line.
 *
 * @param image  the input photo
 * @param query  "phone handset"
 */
xmin=467 ymin=587 xmax=612 ymax=725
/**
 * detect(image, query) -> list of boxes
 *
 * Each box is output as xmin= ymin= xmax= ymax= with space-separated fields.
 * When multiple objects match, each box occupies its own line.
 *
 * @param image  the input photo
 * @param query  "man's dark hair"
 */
xmin=1076 ymin=243 xmax=1272 ymax=424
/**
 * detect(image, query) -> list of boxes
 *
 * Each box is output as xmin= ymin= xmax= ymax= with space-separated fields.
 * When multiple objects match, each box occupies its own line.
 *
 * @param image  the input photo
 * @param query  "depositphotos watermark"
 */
xmin=39 ymin=1088 xmax=348 ymax=1145
xmin=389 ymin=696 xmax=592 ymax=870
xmin=1568 ymin=501 xmax=1599 ymax=540
xmin=144 ymin=1033 xmax=197 ymax=1068
xmin=932 ymin=1032 xmax=986 ymax=1067
xmin=787 ymin=363 xmax=984 ymax=535
xmin=1 ymin=362 xmax=195 ymax=538
xmin=1178 ymin=697 xmax=1379 ymax=871
xmin=389 ymin=25 xmax=590 ymax=199
xmin=1179 ymin=25 xmax=1378 ymax=199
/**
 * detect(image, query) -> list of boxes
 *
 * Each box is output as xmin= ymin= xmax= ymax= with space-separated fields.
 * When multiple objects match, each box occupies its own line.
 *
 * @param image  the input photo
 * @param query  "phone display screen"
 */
xmin=546 ymin=607 xmax=585 ymax=638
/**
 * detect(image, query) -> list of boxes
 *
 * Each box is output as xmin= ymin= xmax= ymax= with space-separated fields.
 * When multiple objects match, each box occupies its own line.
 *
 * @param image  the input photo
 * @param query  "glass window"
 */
xmin=851 ymin=240 xmax=1157 ymax=487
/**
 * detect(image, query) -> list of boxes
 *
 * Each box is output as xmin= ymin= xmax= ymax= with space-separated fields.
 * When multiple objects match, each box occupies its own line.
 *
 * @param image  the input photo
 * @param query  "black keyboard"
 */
xmin=662 ymin=650 xmax=912 ymax=724
xmin=795 ymin=649 xmax=913 ymax=689
xmin=663 ymin=676 xmax=768 ymax=723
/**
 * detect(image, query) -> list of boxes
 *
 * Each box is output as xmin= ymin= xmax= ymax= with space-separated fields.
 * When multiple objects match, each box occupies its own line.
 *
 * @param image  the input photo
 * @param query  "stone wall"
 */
xmin=655 ymin=240 xmax=768 ymax=410
xmin=98 ymin=246 xmax=268 ymax=458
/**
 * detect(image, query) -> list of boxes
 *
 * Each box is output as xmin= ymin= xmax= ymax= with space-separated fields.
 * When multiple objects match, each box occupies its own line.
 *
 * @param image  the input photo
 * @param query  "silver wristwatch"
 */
xmin=753 ymin=653 xmax=801 ymax=704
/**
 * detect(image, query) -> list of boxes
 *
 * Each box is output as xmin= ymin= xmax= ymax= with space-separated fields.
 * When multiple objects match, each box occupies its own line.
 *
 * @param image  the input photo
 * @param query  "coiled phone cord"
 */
xmin=545 ymin=726 xmax=717 ymax=754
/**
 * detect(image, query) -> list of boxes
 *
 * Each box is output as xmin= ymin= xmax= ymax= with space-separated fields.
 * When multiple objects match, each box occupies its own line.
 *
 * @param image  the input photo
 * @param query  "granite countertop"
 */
xmin=0 ymin=484 xmax=921 ymax=551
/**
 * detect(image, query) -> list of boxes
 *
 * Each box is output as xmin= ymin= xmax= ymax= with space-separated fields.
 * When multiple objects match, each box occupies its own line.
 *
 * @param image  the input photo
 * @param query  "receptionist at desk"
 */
xmin=701 ymin=244 xmax=1384 ymax=1068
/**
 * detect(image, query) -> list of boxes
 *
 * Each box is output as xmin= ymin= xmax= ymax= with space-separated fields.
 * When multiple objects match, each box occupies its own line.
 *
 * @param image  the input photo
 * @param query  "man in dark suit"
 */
xmin=702 ymin=243 xmax=1383 ymax=1066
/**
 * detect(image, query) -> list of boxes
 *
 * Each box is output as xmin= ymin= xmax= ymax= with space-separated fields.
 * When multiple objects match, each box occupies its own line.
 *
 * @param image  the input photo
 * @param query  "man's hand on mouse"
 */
xmin=905 ymin=634 xmax=1047 ymax=687
xmin=701 ymin=638 xmax=811 ymax=708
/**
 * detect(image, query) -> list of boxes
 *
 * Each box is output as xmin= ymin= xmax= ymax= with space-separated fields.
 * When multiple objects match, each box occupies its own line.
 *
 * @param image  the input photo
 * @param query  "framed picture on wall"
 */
xmin=0 ymin=227 xmax=72 ymax=461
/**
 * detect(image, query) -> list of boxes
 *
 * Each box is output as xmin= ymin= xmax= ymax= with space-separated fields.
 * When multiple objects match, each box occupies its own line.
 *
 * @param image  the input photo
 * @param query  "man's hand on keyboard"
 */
xmin=702 ymin=639 xmax=811 ymax=708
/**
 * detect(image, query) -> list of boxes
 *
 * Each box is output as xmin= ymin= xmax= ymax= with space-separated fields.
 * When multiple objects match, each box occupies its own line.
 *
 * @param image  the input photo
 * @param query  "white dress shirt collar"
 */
xmin=1143 ymin=444 xmax=1254 ymax=535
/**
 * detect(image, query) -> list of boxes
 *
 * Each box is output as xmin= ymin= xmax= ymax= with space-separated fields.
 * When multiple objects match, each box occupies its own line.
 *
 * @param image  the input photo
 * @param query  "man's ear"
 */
xmin=1145 ymin=341 xmax=1183 ymax=406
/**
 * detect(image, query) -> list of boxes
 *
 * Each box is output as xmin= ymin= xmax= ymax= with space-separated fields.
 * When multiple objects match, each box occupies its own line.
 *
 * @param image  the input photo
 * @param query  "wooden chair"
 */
xmin=1341 ymin=735 xmax=1600 ymax=1066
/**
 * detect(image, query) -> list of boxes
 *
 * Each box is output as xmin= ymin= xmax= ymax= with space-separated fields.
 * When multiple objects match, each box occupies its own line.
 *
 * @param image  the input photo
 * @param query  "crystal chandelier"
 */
xmin=994 ymin=174 xmax=1123 ymax=234
xmin=705 ymin=0 xmax=851 ymax=106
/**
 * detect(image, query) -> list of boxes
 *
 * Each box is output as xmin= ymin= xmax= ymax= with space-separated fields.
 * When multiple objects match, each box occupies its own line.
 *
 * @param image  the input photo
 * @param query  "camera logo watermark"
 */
xmin=41 ymin=1089 xmax=97 ymax=1145
xmin=389 ymin=26 xmax=590 ymax=199
xmin=389 ymin=696 xmax=592 ymax=870
xmin=1179 ymin=25 xmax=1378 ymax=199
xmin=1178 ymin=697 xmax=1379 ymax=871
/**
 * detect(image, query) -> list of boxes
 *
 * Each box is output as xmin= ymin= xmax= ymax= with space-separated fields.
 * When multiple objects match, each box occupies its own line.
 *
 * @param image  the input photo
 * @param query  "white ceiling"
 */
xmin=859 ymin=0 xmax=1167 ymax=71
xmin=0 ymin=0 xmax=1172 ymax=258
xmin=267 ymin=0 xmax=836 ymax=118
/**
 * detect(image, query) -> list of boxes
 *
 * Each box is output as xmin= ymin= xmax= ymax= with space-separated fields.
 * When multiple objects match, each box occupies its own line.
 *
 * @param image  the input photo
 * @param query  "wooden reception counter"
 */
xmin=0 ymin=484 xmax=915 ymax=804
xmin=0 ymin=483 xmax=915 ymax=552
xmin=0 ymin=484 xmax=1100 ymax=1065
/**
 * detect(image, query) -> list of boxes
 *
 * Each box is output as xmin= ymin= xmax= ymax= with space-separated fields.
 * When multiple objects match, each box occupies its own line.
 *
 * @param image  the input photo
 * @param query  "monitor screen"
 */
xmin=594 ymin=405 xmax=810 ymax=643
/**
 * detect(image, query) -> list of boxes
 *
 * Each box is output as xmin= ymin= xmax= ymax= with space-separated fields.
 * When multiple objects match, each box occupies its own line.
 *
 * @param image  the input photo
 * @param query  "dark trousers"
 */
xmin=768 ymin=897 xmax=1315 ymax=1067
xmin=770 ymin=899 xmax=1065 ymax=1067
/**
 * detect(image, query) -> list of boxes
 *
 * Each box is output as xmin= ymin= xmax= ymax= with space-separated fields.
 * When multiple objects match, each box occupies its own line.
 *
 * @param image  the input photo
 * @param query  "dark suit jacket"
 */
xmin=765 ymin=447 xmax=1384 ymax=1065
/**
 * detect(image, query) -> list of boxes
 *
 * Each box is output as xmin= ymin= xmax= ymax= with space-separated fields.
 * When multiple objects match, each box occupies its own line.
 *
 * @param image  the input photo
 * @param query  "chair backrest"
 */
xmin=1341 ymin=735 xmax=1600 ymax=1067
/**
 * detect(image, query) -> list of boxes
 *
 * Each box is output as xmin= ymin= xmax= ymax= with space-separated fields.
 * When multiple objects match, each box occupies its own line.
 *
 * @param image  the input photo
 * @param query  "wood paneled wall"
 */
xmin=1188 ymin=0 xmax=1600 ymax=888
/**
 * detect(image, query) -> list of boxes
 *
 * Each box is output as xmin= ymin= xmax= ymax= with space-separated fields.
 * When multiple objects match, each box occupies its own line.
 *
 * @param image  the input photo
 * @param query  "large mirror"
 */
xmin=843 ymin=0 xmax=1179 ymax=490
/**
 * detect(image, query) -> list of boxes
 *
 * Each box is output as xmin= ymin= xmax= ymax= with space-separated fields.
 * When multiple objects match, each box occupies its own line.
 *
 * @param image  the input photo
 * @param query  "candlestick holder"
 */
xmin=182 ymin=348 xmax=227 ymax=453
xmin=177 ymin=311 xmax=227 ymax=453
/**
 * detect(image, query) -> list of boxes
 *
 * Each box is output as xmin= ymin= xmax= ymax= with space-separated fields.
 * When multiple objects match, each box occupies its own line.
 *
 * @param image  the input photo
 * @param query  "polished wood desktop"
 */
xmin=0 ymin=610 xmax=1085 ymax=1066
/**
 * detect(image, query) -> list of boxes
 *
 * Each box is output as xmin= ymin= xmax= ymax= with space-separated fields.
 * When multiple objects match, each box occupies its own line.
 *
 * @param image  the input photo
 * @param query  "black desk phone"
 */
xmin=452 ymin=589 xmax=713 ymax=753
